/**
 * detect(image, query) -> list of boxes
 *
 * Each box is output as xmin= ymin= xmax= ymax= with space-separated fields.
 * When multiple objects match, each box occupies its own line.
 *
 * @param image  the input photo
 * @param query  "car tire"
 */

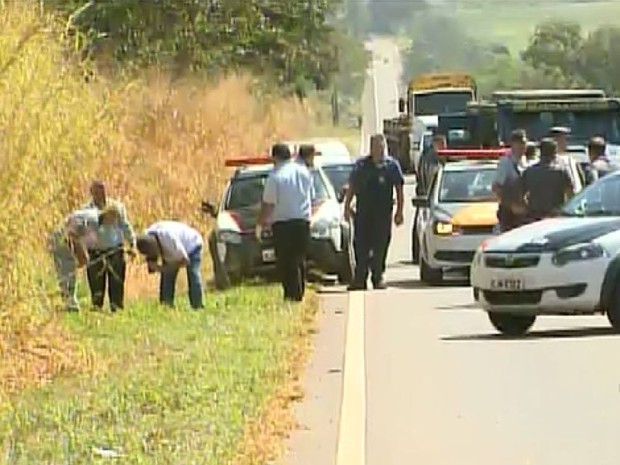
xmin=337 ymin=225 xmax=355 ymax=284
xmin=208 ymin=233 xmax=231 ymax=290
xmin=488 ymin=312 xmax=536 ymax=337
xmin=420 ymin=256 xmax=442 ymax=285
xmin=411 ymin=223 xmax=419 ymax=264
xmin=606 ymin=284 xmax=620 ymax=331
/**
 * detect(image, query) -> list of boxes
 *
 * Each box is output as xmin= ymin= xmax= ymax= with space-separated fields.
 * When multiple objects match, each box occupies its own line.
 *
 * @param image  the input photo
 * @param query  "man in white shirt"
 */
xmin=135 ymin=221 xmax=204 ymax=309
xmin=258 ymin=143 xmax=316 ymax=302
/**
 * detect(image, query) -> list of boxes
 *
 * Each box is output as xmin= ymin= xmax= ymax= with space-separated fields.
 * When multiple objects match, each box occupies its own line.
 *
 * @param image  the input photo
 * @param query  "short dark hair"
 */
xmin=539 ymin=137 xmax=557 ymax=159
xmin=136 ymin=234 xmax=159 ymax=260
xmin=298 ymin=144 xmax=315 ymax=159
xmin=510 ymin=129 xmax=527 ymax=143
xmin=272 ymin=143 xmax=291 ymax=160
xmin=588 ymin=136 xmax=606 ymax=153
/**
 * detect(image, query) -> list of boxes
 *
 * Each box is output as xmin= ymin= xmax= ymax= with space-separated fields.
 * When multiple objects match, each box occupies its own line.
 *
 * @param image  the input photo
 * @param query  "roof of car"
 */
xmin=313 ymin=156 xmax=355 ymax=167
xmin=281 ymin=138 xmax=351 ymax=157
xmin=441 ymin=160 xmax=499 ymax=172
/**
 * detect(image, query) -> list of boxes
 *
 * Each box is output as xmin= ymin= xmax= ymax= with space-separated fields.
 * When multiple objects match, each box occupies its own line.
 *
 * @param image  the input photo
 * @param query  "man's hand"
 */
xmin=394 ymin=210 xmax=404 ymax=226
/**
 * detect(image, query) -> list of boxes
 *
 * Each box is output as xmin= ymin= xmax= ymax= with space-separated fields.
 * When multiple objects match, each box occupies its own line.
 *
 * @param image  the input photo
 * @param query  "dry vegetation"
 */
xmin=0 ymin=3 xmax=315 ymax=396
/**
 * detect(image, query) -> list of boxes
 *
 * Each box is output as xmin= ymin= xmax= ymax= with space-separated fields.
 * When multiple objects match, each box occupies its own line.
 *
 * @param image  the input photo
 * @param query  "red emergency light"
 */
xmin=437 ymin=148 xmax=508 ymax=160
xmin=224 ymin=155 xmax=272 ymax=167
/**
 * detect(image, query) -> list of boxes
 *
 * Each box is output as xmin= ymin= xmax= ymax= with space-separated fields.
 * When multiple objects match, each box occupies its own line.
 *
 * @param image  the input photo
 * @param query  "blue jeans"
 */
xmin=159 ymin=246 xmax=204 ymax=309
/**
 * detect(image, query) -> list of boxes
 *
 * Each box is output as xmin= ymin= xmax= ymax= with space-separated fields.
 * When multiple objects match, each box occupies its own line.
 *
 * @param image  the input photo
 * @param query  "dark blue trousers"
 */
xmin=352 ymin=213 xmax=392 ymax=287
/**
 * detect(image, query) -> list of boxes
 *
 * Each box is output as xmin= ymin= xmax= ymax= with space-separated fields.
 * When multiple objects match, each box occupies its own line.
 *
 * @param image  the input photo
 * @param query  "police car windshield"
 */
xmin=562 ymin=174 xmax=620 ymax=217
xmin=509 ymin=110 xmax=620 ymax=144
xmin=322 ymin=164 xmax=353 ymax=194
xmin=226 ymin=169 xmax=329 ymax=210
xmin=438 ymin=168 xmax=496 ymax=203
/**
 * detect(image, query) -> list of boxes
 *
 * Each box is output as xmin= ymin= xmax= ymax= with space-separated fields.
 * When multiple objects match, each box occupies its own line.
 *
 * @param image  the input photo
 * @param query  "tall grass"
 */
xmin=0 ymin=3 xmax=311 ymax=395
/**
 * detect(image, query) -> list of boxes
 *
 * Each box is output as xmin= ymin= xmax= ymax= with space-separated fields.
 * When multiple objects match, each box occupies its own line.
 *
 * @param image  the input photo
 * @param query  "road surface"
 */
xmin=281 ymin=36 xmax=620 ymax=465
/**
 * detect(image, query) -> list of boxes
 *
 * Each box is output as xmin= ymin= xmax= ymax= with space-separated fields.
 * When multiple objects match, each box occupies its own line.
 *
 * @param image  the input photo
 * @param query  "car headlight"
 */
xmin=551 ymin=243 xmax=607 ymax=267
xmin=218 ymin=230 xmax=242 ymax=244
xmin=433 ymin=220 xmax=453 ymax=235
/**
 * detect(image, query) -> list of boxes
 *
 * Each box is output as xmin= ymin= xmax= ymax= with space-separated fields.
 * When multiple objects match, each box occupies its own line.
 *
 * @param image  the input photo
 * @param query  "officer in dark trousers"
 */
xmin=344 ymin=134 xmax=405 ymax=290
xmin=584 ymin=136 xmax=614 ymax=185
xmin=492 ymin=129 xmax=528 ymax=232
xmin=522 ymin=138 xmax=574 ymax=221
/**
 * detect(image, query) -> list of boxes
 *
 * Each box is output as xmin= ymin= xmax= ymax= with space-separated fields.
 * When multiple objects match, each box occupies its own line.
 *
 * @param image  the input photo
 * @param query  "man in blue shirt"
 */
xmin=258 ymin=143 xmax=316 ymax=302
xmin=344 ymin=134 xmax=405 ymax=290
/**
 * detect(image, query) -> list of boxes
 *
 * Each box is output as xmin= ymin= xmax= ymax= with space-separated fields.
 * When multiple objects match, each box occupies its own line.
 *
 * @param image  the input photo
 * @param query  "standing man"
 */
xmin=83 ymin=180 xmax=136 ymax=311
xmin=135 ymin=220 xmax=204 ymax=309
xmin=522 ymin=138 xmax=575 ymax=221
xmin=492 ymin=129 xmax=528 ymax=232
xmin=344 ymin=134 xmax=404 ymax=290
xmin=584 ymin=136 xmax=614 ymax=185
xmin=298 ymin=144 xmax=316 ymax=168
xmin=417 ymin=133 xmax=446 ymax=197
xmin=257 ymin=143 xmax=315 ymax=302
xmin=550 ymin=126 xmax=571 ymax=154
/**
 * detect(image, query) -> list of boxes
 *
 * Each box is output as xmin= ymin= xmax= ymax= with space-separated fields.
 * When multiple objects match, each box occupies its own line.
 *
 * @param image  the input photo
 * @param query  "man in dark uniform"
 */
xmin=584 ymin=136 xmax=614 ymax=185
xmin=522 ymin=138 xmax=574 ymax=221
xmin=344 ymin=134 xmax=404 ymax=290
xmin=492 ymin=129 xmax=528 ymax=232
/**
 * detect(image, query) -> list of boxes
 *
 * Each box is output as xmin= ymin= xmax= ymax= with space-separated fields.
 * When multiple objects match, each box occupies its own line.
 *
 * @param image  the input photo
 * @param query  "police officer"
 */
xmin=522 ymin=138 xmax=574 ymax=221
xmin=550 ymin=126 xmax=571 ymax=154
xmin=258 ymin=143 xmax=315 ymax=302
xmin=492 ymin=129 xmax=528 ymax=232
xmin=584 ymin=136 xmax=614 ymax=184
xmin=344 ymin=134 xmax=404 ymax=290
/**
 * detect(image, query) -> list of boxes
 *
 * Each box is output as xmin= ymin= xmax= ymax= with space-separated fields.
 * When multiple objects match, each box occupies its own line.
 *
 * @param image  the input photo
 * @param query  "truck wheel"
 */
xmin=420 ymin=257 xmax=442 ymax=285
xmin=488 ymin=313 xmax=536 ymax=337
xmin=337 ymin=227 xmax=354 ymax=284
xmin=208 ymin=233 xmax=231 ymax=290
xmin=606 ymin=285 xmax=620 ymax=331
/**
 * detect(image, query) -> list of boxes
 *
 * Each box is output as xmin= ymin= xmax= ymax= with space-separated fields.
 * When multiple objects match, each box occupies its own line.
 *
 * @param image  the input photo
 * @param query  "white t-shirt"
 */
xmin=262 ymin=160 xmax=315 ymax=223
xmin=145 ymin=221 xmax=203 ymax=263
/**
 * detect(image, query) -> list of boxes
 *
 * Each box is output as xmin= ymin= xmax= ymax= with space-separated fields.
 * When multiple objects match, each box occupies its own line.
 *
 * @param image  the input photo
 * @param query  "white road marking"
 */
xmin=335 ymin=291 xmax=367 ymax=465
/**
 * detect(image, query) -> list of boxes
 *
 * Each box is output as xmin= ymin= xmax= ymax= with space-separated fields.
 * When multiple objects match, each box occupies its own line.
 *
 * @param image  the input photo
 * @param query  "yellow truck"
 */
xmin=383 ymin=72 xmax=477 ymax=174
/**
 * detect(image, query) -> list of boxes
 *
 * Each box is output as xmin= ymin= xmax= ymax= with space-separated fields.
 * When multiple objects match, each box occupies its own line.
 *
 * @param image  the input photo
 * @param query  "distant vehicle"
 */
xmin=202 ymin=156 xmax=354 ymax=288
xmin=471 ymin=170 xmax=620 ymax=336
xmin=384 ymin=72 xmax=476 ymax=174
xmin=282 ymin=138 xmax=351 ymax=161
xmin=411 ymin=149 xmax=585 ymax=284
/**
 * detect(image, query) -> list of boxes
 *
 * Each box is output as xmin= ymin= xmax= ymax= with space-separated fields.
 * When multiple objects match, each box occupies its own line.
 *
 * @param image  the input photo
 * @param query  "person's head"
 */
xmin=271 ymin=143 xmax=291 ymax=163
xmin=98 ymin=204 xmax=121 ymax=227
xmin=509 ymin=129 xmax=527 ymax=156
xmin=550 ymin=126 xmax=570 ymax=151
xmin=539 ymin=137 xmax=557 ymax=162
xmin=369 ymin=134 xmax=386 ymax=160
xmin=588 ymin=136 xmax=606 ymax=162
xmin=525 ymin=142 xmax=537 ymax=160
xmin=90 ymin=180 xmax=106 ymax=207
xmin=298 ymin=144 xmax=316 ymax=167
xmin=136 ymin=234 xmax=160 ymax=262
xmin=432 ymin=134 xmax=447 ymax=151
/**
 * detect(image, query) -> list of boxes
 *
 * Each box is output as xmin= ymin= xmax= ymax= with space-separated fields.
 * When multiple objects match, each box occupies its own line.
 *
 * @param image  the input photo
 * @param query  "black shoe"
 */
xmin=347 ymin=283 xmax=367 ymax=291
xmin=372 ymin=279 xmax=387 ymax=290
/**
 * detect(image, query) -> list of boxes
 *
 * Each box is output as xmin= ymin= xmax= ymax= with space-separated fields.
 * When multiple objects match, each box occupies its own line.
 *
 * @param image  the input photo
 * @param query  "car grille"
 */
xmin=483 ymin=290 xmax=542 ymax=305
xmin=434 ymin=250 xmax=475 ymax=263
xmin=484 ymin=253 xmax=540 ymax=269
xmin=460 ymin=225 xmax=495 ymax=235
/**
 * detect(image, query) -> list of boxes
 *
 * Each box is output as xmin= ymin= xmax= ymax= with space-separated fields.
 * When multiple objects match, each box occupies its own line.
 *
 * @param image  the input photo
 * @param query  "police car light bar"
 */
xmin=437 ymin=148 xmax=507 ymax=160
xmin=224 ymin=156 xmax=272 ymax=167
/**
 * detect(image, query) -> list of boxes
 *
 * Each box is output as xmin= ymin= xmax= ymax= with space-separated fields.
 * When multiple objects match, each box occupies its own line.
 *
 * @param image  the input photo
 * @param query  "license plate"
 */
xmin=261 ymin=248 xmax=275 ymax=263
xmin=490 ymin=278 xmax=524 ymax=291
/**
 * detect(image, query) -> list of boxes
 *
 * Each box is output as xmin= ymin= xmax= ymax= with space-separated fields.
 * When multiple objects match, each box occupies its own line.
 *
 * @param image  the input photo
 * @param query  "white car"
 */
xmin=282 ymin=137 xmax=351 ymax=161
xmin=412 ymin=153 xmax=502 ymax=284
xmin=471 ymin=171 xmax=620 ymax=336
xmin=202 ymin=157 xmax=354 ymax=288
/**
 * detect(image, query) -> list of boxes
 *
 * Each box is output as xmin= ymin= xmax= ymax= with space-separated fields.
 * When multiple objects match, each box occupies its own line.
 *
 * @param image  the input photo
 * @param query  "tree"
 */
xmin=579 ymin=26 xmax=620 ymax=94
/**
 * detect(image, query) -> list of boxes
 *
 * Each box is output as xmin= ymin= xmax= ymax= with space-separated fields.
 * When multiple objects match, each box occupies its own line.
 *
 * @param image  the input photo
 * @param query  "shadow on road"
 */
xmin=442 ymin=326 xmax=618 ymax=341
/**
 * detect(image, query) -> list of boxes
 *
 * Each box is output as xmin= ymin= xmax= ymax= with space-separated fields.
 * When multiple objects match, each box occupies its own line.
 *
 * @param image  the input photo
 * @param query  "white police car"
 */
xmin=471 ymin=171 xmax=620 ymax=336
xmin=282 ymin=137 xmax=351 ymax=160
xmin=202 ymin=156 xmax=354 ymax=289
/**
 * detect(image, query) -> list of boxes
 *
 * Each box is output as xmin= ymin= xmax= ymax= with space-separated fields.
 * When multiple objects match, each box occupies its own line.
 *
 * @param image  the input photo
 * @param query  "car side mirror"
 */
xmin=411 ymin=196 xmax=429 ymax=208
xmin=201 ymin=200 xmax=217 ymax=218
xmin=398 ymin=97 xmax=405 ymax=113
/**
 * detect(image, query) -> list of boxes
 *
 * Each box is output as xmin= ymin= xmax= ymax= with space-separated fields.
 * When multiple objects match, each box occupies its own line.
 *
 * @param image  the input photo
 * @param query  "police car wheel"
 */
xmin=208 ymin=233 xmax=231 ymax=290
xmin=606 ymin=285 xmax=620 ymax=332
xmin=488 ymin=312 xmax=536 ymax=337
xmin=420 ymin=257 xmax=442 ymax=285
xmin=411 ymin=227 xmax=419 ymax=263
xmin=337 ymin=228 xmax=354 ymax=284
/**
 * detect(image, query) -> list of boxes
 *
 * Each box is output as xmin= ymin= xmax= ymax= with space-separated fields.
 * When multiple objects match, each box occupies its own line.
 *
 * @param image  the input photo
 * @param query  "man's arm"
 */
xmin=564 ymin=168 xmax=576 ymax=200
xmin=393 ymin=160 xmax=405 ymax=214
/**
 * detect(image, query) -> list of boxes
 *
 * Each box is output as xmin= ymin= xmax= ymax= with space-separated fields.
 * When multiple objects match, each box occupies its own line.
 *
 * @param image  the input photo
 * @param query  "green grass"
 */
xmin=1 ymin=285 xmax=316 ymax=465
xmin=450 ymin=0 xmax=620 ymax=52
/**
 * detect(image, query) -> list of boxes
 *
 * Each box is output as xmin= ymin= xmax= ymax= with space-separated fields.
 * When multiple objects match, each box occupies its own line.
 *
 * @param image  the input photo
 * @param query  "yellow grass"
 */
xmin=0 ymin=3 xmax=314 ymax=395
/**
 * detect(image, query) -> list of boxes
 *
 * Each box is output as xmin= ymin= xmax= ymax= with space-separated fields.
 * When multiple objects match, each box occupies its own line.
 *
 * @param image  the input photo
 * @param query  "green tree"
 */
xmin=579 ymin=26 xmax=620 ymax=94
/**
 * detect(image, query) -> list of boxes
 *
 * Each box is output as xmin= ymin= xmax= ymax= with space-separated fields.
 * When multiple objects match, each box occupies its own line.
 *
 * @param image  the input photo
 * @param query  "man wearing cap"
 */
xmin=522 ymin=138 xmax=574 ymax=221
xmin=492 ymin=129 xmax=528 ymax=232
xmin=257 ymin=143 xmax=316 ymax=302
xmin=83 ymin=181 xmax=136 ymax=311
xmin=585 ymin=136 xmax=614 ymax=184
xmin=550 ymin=126 xmax=571 ymax=154
xmin=136 ymin=221 xmax=204 ymax=309
xmin=344 ymin=134 xmax=404 ymax=290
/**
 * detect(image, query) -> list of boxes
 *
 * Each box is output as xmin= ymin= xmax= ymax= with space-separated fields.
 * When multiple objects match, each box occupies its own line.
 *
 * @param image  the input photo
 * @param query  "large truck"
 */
xmin=383 ymin=72 xmax=477 ymax=174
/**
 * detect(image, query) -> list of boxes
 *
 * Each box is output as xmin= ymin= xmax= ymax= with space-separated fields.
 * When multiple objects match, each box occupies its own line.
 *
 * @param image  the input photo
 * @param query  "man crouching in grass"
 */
xmin=136 ymin=220 xmax=205 ymax=310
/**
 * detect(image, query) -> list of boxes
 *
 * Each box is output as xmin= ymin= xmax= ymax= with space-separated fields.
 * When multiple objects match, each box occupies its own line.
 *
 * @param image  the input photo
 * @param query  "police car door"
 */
xmin=417 ymin=170 xmax=440 ymax=258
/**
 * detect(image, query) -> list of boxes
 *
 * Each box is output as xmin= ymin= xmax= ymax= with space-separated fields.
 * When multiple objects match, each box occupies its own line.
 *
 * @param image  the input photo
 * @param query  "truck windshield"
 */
xmin=412 ymin=91 xmax=473 ymax=116
xmin=503 ymin=110 xmax=620 ymax=145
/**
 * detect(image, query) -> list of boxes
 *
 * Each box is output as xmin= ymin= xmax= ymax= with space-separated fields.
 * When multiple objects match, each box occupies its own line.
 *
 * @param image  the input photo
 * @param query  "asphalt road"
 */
xmin=281 ymin=37 xmax=620 ymax=465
